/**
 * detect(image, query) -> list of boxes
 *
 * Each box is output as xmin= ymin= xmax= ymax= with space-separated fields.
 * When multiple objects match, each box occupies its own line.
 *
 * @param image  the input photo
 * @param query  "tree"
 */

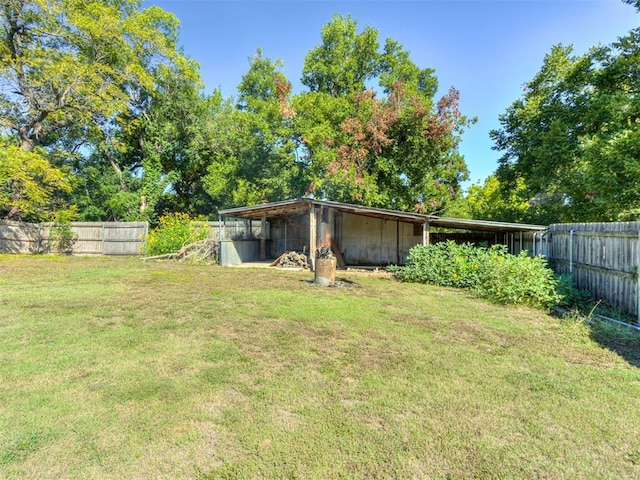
xmin=0 ymin=141 xmax=73 ymax=221
xmin=204 ymin=50 xmax=303 ymax=208
xmin=491 ymin=25 xmax=640 ymax=222
xmin=111 ymin=61 xmax=210 ymax=221
xmin=294 ymin=14 xmax=473 ymax=212
xmin=1 ymin=0 xmax=184 ymax=151
xmin=0 ymin=0 xmax=191 ymax=221
xmin=466 ymin=175 xmax=530 ymax=222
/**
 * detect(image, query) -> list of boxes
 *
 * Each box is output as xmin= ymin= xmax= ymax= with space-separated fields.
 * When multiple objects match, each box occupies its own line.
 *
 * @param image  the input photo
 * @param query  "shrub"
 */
xmin=143 ymin=212 xmax=210 ymax=256
xmin=48 ymin=208 xmax=78 ymax=254
xmin=391 ymin=241 xmax=486 ymax=289
xmin=476 ymin=250 xmax=561 ymax=309
xmin=392 ymin=241 xmax=561 ymax=310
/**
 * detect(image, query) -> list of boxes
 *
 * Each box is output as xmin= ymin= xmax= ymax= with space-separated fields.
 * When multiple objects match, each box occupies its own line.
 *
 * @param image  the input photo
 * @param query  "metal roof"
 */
xmin=219 ymin=198 xmax=548 ymax=233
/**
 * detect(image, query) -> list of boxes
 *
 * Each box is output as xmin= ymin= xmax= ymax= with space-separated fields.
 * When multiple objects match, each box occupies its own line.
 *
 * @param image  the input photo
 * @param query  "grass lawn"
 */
xmin=1 ymin=255 xmax=639 ymax=479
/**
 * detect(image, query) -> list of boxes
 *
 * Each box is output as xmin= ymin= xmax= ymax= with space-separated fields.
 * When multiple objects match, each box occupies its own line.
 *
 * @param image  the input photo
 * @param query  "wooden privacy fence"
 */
xmin=0 ymin=221 xmax=148 ymax=255
xmin=546 ymin=222 xmax=640 ymax=323
xmin=0 ymin=220 xmax=262 ymax=256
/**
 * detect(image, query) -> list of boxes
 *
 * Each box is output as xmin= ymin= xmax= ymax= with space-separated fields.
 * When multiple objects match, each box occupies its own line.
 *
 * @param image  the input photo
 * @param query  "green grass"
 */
xmin=1 ymin=255 xmax=639 ymax=479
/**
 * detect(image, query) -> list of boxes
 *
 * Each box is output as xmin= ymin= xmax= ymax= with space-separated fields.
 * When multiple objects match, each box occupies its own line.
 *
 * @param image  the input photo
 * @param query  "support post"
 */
xmin=518 ymin=232 xmax=524 ymax=257
xmin=637 ymin=230 xmax=640 ymax=324
xmin=396 ymin=221 xmax=400 ymax=265
xmin=422 ymin=222 xmax=430 ymax=246
xmin=532 ymin=232 xmax=536 ymax=257
xmin=309 ymin=206 xmax=317 ymax=271
xmin=260 ymin=215 xmax=266 ymax=261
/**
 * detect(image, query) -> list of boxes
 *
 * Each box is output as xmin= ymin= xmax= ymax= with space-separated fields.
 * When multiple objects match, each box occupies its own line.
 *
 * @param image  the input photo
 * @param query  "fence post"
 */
xmin=637 ymin=230 xmax=640 ymax=324
xmin=569 ymin=230 xmax=574 ymax=274
xmin=532 ymin=232 xmax=536 ymax=257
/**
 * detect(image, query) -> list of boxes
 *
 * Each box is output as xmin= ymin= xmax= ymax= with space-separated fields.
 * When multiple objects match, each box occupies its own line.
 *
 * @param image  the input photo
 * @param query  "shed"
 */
xmin=218 ymin=198 xmax=548 ymax=269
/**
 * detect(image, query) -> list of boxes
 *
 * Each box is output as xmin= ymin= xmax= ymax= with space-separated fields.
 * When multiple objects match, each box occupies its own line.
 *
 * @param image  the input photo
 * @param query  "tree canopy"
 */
xmin=490 ymin=4 xmax=640 ymax=223
xmin=295 ymin=14 xmax=473 ymax=212
xmin=1 ymin=6 xmax=473 ymax=222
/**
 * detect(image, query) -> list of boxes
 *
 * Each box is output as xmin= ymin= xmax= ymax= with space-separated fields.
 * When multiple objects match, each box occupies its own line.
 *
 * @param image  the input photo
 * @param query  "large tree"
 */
xmin=294 ymin=14 xmax=473 ymax=213
xmin=204 ymin=50 xmax=303 ymax=208
xmin=0 ymin=0 xmax=191 ymax=220
xmin=491 ymin=3 xmax=640 ymax=223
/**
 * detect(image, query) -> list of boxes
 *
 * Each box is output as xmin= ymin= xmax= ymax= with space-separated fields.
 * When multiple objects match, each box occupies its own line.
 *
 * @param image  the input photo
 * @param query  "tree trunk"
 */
xmin=20 ymin=136 xmax=35 ymax=151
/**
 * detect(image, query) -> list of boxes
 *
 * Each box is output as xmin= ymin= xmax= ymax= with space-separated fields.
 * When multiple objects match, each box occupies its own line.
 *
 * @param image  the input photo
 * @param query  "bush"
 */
xmin=476 ymin=250 xmax=561 ymax=309
xmin=392 ymin=241 xmax=561 ymax=310
xmin=48 ymin=208 xmax=78 ymax=254
xmin=143 ymin=212 xmax=210 ymax=256
xmin=391 ymin=241 xmax=486 ymax=289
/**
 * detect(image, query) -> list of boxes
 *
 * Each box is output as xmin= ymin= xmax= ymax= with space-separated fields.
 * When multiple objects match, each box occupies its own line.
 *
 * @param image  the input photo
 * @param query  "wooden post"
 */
xmin=309 ymin=206 xmax=317 ymax=271
xmin=260 ymin=215 xmax=266 ymax=261
xmin=518 ymin=232 xmax=524 ymax=257
xmin=422 ymin=222 xmax=430 ymax=246
xmin=637 ymin=230 xmax=640 ymax=324
xmin=396 ymin=221 xmax=400 ymax=264
xmin=532 ymin=232 xmax=536 ymax=257
xmin=569 ymin=230 xmax=574 ymax=274
xmin=101 ymin=223 xmax=106 ymax=255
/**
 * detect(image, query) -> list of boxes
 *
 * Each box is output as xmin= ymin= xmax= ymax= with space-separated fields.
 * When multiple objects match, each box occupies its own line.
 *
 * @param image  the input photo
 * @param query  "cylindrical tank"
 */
xmin=314 ymin=257 xmax=336 ymax=286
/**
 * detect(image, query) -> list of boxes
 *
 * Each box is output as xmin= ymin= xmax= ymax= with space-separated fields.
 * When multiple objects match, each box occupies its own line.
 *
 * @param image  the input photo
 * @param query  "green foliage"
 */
xmin=1 ymin=0 xmax=200 ymax=223
xmin=554 ymin=274 xmax=594 ymax=311
xmin=0 ymin=142 xmax=73 ymax=221
xmin=448 ymin=175 xmax=531 ymax=223
xmin=491 ymin=7 xmax=640 ymax=223
xmin=48 ymin=209 xmax=79 ymax=255
xmin=202 ymin=50 xmax=303 ymax=208
xmin=295 ymin=14 xmax=472 ymax=211
xmin=143 ymin=212 xmax=210 ymax=256
xmin=478 ymin=250 xmax=561 ymax=309
xmin=392 ymin=241 xmax=561 ymax=310
xmin=0 ymin=0 xmax=185 ymax=150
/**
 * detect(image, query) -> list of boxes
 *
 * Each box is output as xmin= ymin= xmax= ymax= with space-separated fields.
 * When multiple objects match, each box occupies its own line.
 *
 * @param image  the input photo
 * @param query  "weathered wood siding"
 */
xmin=212 ymin=219 xmax=268 ymax=241
xmin=547 ymin=222 xmax=639 ymax=322
xmin=270 ymin=214 xmax=309 ymax=258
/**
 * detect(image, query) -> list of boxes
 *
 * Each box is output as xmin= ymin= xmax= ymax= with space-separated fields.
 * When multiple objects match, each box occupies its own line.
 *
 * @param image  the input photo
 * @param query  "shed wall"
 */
xmin=338 ymin=212 xmax=420 ymax=265
xmin=219 ymin=240 xmax=264 ymax=265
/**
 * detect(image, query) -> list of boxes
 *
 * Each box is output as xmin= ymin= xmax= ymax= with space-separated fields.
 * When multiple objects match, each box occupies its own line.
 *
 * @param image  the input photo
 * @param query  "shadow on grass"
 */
xmin=588 ymin=319 xmax=640 ymax=368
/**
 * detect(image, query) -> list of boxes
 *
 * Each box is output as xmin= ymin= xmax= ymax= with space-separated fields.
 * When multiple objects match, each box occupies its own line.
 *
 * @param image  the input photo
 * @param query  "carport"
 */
xmin=218 ymin=198 xmax=548 ymax=269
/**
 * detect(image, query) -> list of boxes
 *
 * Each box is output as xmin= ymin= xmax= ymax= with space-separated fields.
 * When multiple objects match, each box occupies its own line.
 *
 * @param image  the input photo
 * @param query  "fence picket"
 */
xmin=548 ymin=222 xmax=640 ymax=323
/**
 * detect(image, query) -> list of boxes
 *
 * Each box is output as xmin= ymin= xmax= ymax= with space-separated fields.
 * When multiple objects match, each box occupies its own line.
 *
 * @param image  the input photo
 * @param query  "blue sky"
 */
xmin=144 ymin=0 xmax=638 ymax=187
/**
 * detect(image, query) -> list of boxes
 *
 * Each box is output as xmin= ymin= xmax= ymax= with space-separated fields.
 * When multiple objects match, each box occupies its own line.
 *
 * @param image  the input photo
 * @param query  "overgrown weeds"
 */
xmin=142 ymin=212 xmax=212 ymax=257
xmin=391 ymin=241 xmax=561 ymax=310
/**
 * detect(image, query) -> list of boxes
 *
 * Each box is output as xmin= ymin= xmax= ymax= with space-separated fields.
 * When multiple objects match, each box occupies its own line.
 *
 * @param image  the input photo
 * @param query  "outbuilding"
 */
xmin=218 ymin=198 xmax=548 ymax=269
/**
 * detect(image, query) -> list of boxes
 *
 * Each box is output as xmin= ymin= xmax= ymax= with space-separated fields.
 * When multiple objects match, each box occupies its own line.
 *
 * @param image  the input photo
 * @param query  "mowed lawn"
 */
xmin=1 ymin=256 xmax=639 ymax=479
